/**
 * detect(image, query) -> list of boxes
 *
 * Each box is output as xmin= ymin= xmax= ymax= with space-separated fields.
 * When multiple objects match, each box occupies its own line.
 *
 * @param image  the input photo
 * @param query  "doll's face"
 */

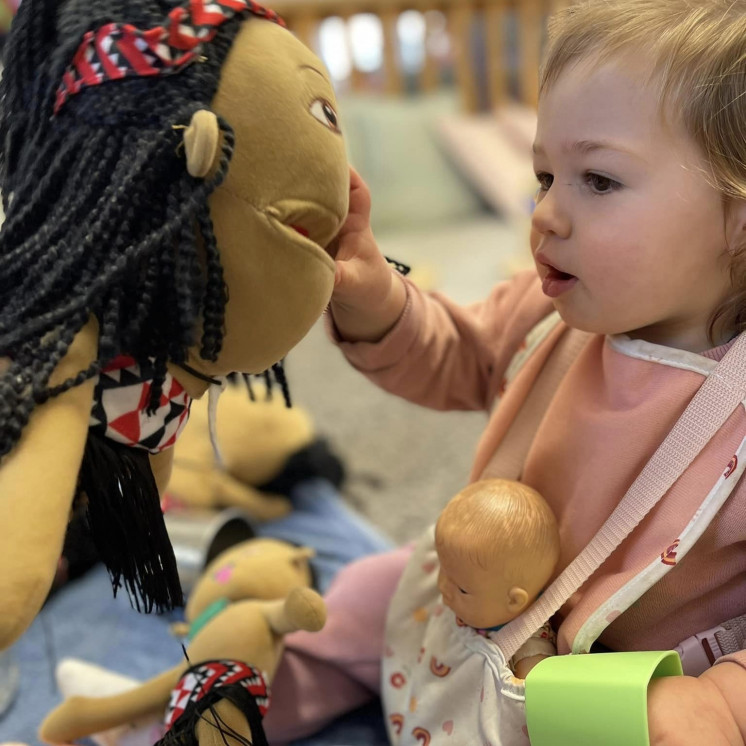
xmin=436 ymin=542 xmax=530 ymax=630
xmin=193 ymin=20 xmax=349 ymax=376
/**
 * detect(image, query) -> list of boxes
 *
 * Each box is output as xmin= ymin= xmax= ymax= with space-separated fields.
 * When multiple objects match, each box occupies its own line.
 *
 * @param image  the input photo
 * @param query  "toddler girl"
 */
xmin=265 ymin=1 xmax=746 ymax=743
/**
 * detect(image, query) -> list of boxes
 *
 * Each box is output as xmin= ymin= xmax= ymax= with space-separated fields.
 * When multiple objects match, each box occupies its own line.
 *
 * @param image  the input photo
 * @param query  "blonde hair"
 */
xmin=541 ymin=0 xmax=746 ymax=343
xmin=435 ymin=479 xmax=560 ymax=587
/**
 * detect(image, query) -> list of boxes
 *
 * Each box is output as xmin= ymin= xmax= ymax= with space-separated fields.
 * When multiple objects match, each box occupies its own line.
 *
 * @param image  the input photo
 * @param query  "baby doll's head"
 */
xmin=531 ymin=0 xmax=746 ymax=352
xmin=435 ymin=479 xmax=559 ymax=630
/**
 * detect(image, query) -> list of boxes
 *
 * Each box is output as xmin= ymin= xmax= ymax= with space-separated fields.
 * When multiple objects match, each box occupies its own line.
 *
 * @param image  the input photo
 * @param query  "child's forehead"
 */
xmin=535 ymin=57 xmax=689 ymax=151
xmin=538 ymin=53 xmax=675 ymax=126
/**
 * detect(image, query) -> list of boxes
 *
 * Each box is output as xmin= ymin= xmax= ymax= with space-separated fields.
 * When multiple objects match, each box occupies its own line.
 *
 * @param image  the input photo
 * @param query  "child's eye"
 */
xmin=585 ymin=172 xmax=620 ymax=194
xmin=458 ymin=587 xmax=468 ymax=594
xmin=535 ymin=171 xmax=553 ymax=193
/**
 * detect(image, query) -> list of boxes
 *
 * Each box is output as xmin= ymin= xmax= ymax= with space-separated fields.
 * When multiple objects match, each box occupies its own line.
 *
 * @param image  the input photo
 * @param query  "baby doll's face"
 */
xmin=530 ymin=57 xmax=735 ymax=352
xmin=437 ymin=543 xmax=525 ymax=630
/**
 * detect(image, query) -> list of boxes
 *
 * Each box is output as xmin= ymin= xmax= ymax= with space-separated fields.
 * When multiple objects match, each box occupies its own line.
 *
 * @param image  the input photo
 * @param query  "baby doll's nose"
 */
xmin=436 ymin=572 xmax=449 ymax=600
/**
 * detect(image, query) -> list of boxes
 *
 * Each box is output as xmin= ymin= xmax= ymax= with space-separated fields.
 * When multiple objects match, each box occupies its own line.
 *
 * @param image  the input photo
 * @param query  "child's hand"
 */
xmin=647 ymin=672 xmax=744 ymax=745
xmin=327 ymin=168 xmax=407 ymax=343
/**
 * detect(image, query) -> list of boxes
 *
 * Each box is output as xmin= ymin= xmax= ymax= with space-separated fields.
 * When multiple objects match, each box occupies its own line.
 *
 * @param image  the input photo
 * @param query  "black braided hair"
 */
xmin=0 ymin=0 xmax=243 ymax=460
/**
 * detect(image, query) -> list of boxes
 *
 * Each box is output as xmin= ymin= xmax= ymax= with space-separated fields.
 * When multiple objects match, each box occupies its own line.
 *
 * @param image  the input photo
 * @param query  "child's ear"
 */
xmin=725 ymin=198 xmax=746 ymax=253
xmin=507 ymin=586 xmax=529 ymax=614
xmin=183 ymin=109 xmax=221 ymax=178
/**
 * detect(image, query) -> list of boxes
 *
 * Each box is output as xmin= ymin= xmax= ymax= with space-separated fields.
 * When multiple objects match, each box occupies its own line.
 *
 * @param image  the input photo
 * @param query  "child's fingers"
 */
xmin=326 ymin=168 xmax=371 ymax=261
xmin=333 ymin=258 xmax=355 ymax=294
xmin=346 ymin=166 xmax=371 ymax=227
xmin=333 ymin=256 xmax=372 ymax=302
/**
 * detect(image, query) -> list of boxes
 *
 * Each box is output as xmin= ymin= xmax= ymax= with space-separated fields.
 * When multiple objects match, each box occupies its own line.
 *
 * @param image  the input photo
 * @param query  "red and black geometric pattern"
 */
xmin=54 ymin=0 xmax=286 ymax=114
xmin=164 ymin=659 xmax=270 ymax=730
xmin=89 ymin=355 xmax=191 ymax=453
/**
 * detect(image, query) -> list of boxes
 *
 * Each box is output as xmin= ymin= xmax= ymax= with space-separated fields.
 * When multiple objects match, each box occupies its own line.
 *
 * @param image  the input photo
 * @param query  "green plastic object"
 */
xmin=525 ymin=651 xmax=683 ymax=746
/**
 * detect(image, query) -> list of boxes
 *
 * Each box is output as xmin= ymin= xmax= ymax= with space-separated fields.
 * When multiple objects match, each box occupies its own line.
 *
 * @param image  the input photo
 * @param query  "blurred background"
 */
xmin=274 ymin=0 xmax=555 ymax=543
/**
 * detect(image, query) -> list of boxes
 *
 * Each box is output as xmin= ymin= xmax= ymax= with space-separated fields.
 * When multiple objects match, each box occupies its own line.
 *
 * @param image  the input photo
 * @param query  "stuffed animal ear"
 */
xmin=183 ymin=109 xmax=221 ymax=178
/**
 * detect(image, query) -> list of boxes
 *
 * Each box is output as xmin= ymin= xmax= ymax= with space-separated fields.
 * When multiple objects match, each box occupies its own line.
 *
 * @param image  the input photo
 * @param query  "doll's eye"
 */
xmin=310 ymin=98 xmax=340 ymax=133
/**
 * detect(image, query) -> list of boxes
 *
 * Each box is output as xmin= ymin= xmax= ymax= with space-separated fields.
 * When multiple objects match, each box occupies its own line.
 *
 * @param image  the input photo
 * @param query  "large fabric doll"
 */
xmin=0 ymin=0 xmax=349 ymax=651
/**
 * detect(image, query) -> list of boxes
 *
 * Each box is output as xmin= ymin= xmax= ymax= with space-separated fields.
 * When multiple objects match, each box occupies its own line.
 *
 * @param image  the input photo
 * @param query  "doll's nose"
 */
xmin=437 ymin=572 xmax=450 ymax=601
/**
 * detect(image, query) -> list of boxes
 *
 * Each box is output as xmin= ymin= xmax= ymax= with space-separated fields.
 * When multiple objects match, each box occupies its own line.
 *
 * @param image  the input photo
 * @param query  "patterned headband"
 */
xmin=54 ymin=0 xmax=285 ymax=114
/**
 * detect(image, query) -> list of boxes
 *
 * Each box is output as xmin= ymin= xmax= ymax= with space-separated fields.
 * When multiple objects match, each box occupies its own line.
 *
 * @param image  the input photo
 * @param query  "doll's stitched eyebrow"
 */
xmin=299 ymin=64 xmax=327 ymax=80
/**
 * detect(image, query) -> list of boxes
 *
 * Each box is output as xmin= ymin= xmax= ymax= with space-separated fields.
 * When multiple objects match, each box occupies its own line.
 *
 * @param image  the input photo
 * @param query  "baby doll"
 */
xmin=435 ymin=478 xmax=560 ymax=679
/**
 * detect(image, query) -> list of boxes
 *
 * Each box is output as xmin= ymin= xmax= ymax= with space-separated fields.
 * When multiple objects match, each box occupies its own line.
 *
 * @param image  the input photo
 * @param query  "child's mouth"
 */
xmin=541 ymin=266 xmax=578 ymax=298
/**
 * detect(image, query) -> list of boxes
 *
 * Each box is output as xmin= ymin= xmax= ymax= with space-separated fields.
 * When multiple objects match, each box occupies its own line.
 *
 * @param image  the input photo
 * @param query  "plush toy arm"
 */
xmin=0 ymin=318 xmax=98 ymax=651
xmin=212 ymin=470 xmax=292 ymax=520
xmin=261 ymin=587 xmax=327 ymax=636
xmin=150 ymin=448 xmax=175 ymax=495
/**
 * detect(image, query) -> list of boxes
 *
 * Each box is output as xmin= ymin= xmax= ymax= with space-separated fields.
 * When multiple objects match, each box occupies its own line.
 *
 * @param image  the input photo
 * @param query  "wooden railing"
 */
xmin=272 ymin=0 xmax=575 ymax=111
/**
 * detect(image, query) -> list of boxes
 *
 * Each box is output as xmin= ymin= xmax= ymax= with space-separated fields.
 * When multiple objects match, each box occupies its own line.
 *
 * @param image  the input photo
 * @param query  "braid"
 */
xmin=0 ymin=0 xmax=245 ymax=460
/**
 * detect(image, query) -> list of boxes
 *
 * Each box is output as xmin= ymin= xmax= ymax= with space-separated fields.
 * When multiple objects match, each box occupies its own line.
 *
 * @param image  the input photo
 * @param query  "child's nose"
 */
xmin=531 ymin=187 xmax=571 ymax=239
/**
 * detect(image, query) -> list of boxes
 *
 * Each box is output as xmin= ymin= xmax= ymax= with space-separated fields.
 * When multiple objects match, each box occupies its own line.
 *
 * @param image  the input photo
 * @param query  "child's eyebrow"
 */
xmin=533 ymin=139 xmax=642 ymax=159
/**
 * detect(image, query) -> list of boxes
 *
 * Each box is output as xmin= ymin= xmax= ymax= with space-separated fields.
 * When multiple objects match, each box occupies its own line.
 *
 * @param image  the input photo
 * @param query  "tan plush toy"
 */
xmin=435 ymin=479 xmax=561 ymax=679
xmin=166 ymin=384 xmax=318 ymax=521
xmin=169 ymin=536 xmax=316 ymax=638
xmin=0 ymin=0 xmax=348 ymax=651
xmin=40 ymin=587 xmax=327 ymax=746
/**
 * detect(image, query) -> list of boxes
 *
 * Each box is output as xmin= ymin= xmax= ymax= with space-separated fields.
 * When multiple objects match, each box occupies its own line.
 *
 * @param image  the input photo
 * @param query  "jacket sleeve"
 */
xmin=326 ymin=269 xmax=553 ymax=413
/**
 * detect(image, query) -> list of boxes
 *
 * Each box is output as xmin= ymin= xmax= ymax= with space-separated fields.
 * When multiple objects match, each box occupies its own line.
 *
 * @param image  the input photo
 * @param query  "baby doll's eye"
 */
xmin=585 ymin=172 xmax=620 ymax=194
xmin=310 ymin=99 xmax=341 ymax=134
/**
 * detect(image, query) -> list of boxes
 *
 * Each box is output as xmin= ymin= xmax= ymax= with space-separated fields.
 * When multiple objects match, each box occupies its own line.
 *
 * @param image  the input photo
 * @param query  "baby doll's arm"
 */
xmin=511 ymin=622 xmax=557 ymax=681
xmin=0 ymin=318 xmax=98 ymax=651
xmin=514 ymin=653 xmax=552 ymax=680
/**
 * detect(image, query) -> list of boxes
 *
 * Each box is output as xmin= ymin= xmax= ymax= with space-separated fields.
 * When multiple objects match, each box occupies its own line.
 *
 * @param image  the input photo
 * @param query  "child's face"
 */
xmin=436 ymin=542 xmax=519 ymax=630
xmin=531 ymin=58 xmax=734 ymax=352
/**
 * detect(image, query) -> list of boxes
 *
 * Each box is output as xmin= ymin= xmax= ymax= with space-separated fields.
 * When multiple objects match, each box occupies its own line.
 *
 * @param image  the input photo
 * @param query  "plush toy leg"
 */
xmin=525 ymin=650 xmax=683 ymax=746
xmin=39 ymin=665 xmax=182 ymax=744
xmin=212 ymin=471 xmax=292 ymax=521
xmin=263 ymin=547 xmax=411 ymax=743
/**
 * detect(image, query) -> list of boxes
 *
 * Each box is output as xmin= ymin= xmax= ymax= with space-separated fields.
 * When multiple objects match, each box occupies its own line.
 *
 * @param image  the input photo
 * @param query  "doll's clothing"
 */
xmin=89 ymin=355 xmax=191 ymax=453
xmin=187 ymin=597 xmax=230 ymax=641
xmin=164 ymin=660 xmax=270 ymax=728
xmin=162 ymin=660 xmax=270 ymax=746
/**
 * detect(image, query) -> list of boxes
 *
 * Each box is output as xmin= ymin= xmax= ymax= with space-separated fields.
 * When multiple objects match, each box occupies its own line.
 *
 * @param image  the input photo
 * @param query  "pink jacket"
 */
xmin=332 ymin=270 xmax=746 ymax=666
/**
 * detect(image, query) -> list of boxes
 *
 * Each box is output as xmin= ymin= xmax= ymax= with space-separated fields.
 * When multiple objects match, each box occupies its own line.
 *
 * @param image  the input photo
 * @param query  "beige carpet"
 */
xmin=284 ymin=216 xmax=532 ymax=543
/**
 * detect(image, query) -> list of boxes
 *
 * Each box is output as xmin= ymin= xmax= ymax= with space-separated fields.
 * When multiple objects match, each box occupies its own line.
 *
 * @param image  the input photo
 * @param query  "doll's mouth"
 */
xmin=266 ymin=200 xmax=342 ymax=250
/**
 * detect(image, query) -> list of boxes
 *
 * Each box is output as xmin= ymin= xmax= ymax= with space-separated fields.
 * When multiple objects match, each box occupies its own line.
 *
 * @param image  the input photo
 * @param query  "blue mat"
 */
xmin=1 ymin=479 xmax=393 ymax=746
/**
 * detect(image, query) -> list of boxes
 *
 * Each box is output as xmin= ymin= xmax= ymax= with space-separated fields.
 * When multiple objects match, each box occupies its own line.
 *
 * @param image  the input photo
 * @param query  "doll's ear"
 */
xmin=183 ymin=109 xmax=221 ymax=178
xmin=507 ymin=587 xmax=530 ymax=615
